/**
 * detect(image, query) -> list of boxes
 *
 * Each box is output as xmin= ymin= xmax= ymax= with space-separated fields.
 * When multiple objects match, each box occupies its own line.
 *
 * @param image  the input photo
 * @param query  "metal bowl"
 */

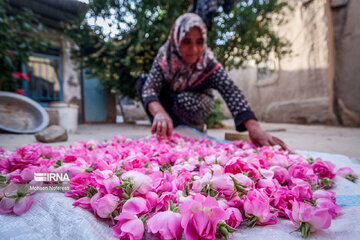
xmin=0 ymin=91 xmax=49 ymax=133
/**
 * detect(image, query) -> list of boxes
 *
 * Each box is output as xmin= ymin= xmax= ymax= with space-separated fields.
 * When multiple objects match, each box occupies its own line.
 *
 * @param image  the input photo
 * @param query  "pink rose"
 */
xmin=113 ymin=134 xmax=126 ymax=143
xmin=20 ymin=166 xmax=38 ymax=182
xmin=158 ymin=152 xmax=179 ymax=165
xmin=243 ymin=189 xmax=277 ymax=225
xmin=270 ymin=166 xmax=290 ymax=185
xmin=73 ymin=197 xmax=91 ymax=209
xmin=312 ymin=160 xmax=336 ymax=179
xmin=92 ymin=194 xmax=119 ymax=218
xmin=225 ymin=207 xmax=243 ymax=228
xmin=313 ymin=189 xmax=336 ymax=201
xmin=180 ymin=194 xmax=228 ymax=240
xmin=0 ymin=195 xmax=33 ymax=215
xmin=90 ymin=151 xmax=113 ymax=170
xmin=192 ymin=173 xmax=211 ymax=193
xmin=270 ymin=154 xmax=289 ymax=167
xmin=145 ymin=191 xmax=159 ymax=209
xmin=256 ymin=178 xmax=278 ymax=196
xmin=152 ymin=171 xmax=175 ymax=193
xmin=290 ymin=178 xmax=313 ymax=202
xmin=56 ymin=163 xmax=85 ymax=178
xmin=122 ymin=197 xmax=150 ymax=215
xmin=288 ymin=162 xmax=311 ymax=179
xmin=259 ymin=169 xmax=274 ymax=179
xmin=211 ymin=174 xmax=235 ymax=196
xmin=286 ymin=200 xmax=332 ymax=237
xmin=147 ymin=211 xmax=182 ymax=240
xmin=0 ymin=197 xmax=15 ymax=214
xmin=39 ymin=145 xmax=53 ymax=158
xmin=13 ymin=195 xmax=33 ymax=215
xmin=122 ymin=170 xmax=153 ymax=195
xmin=174 ymin=171 xmax=192 ymax=191
xmin=288 ymin=163 xmax=318 ymax=184
xmin=224 ymin=157 xmax=260 ymax=180
xmin=65 ymin=173 xmax=97 ymax=198
xmin=0 ymin=182 xmax=20 ymax=198
xmin=155 ymin=192 xmax=177 ymax=212
xmin=232 ymin=173 xmax=255 ymax=189
xmin=255 ymin=148 xmax=275 ymax=169
xmin=315 ymin=198 xmax=341 ymax=219
xmin=90 ymin=192 xmax=102 ymax=216
xmin=0 ymin=153 xmax=11 ymax=172
xmin=271 ymin=187 xmax=296 ymax=217
xmin=7 ymin=144 xmax=41 ymax=172
xmin=113 ymin=212 xmax=144 ymax=240
xmin=63 ymin=155 xmax=77 ymax=163
xmin=337 ymin=167 xmax=358 ymax=182
xmin=94 ymin=170 xmax=120 ymax=195
xmin=123 ymin=154 xmax=147 ymax=170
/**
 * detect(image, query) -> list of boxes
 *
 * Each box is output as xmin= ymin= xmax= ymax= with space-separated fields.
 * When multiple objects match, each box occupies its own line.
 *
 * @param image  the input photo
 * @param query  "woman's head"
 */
xmin=170 ymin=13 xmax=207 ymax=65
xmin=180 ymin=26 xmax=204 ymax=64
xmin=157 ymin=13 xmax=219 ymax=91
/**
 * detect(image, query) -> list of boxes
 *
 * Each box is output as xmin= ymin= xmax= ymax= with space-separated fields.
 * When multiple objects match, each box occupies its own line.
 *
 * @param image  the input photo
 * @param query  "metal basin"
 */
xmin=0 ymin=91 xmax=49 ymax=133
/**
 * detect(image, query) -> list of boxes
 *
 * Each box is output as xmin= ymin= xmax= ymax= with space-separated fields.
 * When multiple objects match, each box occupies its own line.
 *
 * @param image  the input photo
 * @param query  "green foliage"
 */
xmin=208 ymin=0 xmax=292 ymax=69
xmin=205 ymin=98 xmax=227 ymax=129
xmin=65 ymin=0 xmax=291 ymax=99
xmin=65 ymin=0 xmax=190 ymax=99
xmin=0 ymin=0 xmax=49 ymax=91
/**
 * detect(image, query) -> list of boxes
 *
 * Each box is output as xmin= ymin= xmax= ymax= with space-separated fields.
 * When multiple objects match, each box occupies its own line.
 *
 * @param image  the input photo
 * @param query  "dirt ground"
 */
xmin=1 ymin=121 xmax=360 ymax=163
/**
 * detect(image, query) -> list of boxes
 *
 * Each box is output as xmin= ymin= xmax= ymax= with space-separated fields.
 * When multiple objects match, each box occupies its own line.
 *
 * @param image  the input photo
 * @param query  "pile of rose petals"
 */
xmin=0 ymin=133 xmax=358 ymax=239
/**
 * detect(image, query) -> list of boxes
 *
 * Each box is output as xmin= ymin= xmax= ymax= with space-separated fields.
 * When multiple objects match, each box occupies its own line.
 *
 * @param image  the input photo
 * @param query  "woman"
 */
xmin=136 ymin=13 xmax=286 ymax=149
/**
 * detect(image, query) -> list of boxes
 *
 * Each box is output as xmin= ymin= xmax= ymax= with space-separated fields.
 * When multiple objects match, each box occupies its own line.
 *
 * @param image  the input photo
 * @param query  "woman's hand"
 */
xmin=148 ymin=101 xmax=173 ymax=139
xmin=244 ymin=119 xmax=287 ymax=150
xmin=152 ymin=111 xmax=173 ymax=138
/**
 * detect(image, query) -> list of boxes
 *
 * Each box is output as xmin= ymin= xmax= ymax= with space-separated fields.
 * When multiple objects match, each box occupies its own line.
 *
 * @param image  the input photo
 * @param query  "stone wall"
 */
xmin=226 ymin=0 xmax=332 ymax=124
xmin=331 ymin=0 xmax=360 ymax=127
xmin=225 ymin=0 xmax=360 ymax=127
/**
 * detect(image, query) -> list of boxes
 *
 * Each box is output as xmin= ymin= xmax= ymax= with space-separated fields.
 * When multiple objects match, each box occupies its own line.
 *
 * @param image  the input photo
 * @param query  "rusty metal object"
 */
xmin=0 ymin=91 xmax=49 ymax=133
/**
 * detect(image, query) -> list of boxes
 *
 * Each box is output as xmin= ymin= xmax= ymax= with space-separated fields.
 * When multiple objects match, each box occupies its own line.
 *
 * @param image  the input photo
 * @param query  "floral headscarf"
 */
xmin=156 ymin=13 xmax=222 ymax=91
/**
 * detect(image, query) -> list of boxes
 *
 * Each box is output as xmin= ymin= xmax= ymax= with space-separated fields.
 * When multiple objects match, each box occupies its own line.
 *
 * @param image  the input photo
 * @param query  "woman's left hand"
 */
xmin=244 ymin=119 xmax=287 ymax=150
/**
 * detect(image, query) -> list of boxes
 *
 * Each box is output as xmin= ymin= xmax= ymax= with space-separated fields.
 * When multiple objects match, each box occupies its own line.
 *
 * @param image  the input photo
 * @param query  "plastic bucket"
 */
xmin=48 ymin=102 xmax=79 ymax=133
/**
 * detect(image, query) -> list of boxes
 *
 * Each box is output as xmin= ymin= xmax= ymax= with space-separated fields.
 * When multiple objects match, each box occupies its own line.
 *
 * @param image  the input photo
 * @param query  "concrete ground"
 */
xmin=1 ymin=121 xmax=360 ymax=162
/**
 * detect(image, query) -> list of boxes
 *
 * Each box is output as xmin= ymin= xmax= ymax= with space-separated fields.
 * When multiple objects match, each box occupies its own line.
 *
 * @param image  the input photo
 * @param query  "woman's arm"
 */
xmin=142 ymin=59 xmax=174 ymax=138
xmin=244 ymin=119 xmax=287 ymax=150
xmin=148 ymin=101 xmax=173 ymax=138
xmin=206 ymin=67 xmax=287 ymax=149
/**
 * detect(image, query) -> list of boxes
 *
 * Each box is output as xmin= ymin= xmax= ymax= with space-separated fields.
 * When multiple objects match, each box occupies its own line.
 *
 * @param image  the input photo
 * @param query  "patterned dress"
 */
xmin=135 ymin=13 xmax=256 ymax=132
xmin=136 ymin=58 xmax=256 ymax=131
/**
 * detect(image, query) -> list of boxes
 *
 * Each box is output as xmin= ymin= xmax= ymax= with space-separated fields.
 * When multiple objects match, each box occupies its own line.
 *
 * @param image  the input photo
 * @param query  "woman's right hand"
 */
xmin=152 ymin=111 xmax=173 ymax=138
xmin=148 ymin=101 xmax=173 ymax=139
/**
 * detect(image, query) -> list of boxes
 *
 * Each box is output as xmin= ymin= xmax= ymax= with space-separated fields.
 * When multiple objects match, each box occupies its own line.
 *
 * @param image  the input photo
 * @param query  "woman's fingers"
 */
xmin=248 ymin=126 xmax=288 ymax=150
xmin=271 ymin=136 xmax=288 ymax=150
xmin=151 ymin=121 xmax=157 ymax=134
xmin=259 ymin=138 xmax=271 ymax=147
xmin=166 ymin=120 xmax=173 ymax=138
xmin=156 ymin=121 xmax=164 ymax=138
xmin=152 ymin=111 xmax=174 ymax=139
xmin=152 ymin=119 xmax=173 ymax=139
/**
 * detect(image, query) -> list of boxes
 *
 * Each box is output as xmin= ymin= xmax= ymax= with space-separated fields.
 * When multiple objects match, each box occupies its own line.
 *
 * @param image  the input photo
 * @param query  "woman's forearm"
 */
xmin=148 ymin=101 xmax=167 ymax=117
xmin=244 ymin=119 xmax=260 ymax=131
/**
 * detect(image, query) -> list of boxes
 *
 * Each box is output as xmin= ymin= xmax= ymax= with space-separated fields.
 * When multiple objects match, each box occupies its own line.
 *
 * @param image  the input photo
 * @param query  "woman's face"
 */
xmin=179 ymin=27 xmax=204 ymax=64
